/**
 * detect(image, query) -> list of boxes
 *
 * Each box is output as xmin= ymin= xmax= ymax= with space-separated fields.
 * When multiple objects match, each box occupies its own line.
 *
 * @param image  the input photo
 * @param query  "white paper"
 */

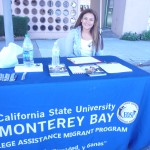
xmin=97 ymin=62 xmax=132 ymax=73
xmin=67 ymin=57 xmax=101 ymax=64
xmin=68 ymin=66 xmax=85 ymax=74
xmin=14 ymin=63 xmax=43 ymax=72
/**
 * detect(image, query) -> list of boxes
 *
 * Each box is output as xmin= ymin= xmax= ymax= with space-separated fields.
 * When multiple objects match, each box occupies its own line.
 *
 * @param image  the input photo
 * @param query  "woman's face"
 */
xmin=81 ymin=13 xmax=95 ymax=31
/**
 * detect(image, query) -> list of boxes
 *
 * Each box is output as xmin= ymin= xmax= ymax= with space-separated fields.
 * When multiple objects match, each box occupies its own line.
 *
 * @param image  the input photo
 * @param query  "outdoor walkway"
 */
xmin=0 ymin=30 xmax=150 ymax=73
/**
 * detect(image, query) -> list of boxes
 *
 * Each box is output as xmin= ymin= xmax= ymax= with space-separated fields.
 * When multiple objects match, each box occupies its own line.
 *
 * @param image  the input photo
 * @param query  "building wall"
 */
xmin=112 ymin=0 xmax=150 ymax=37
xmin=1 ymin=0 xmax=150 ymax=38
xmin=0 ymin=0 xmax=3 ymax=15
xmin=111 ymin=0 xmax=126 ymax=36
xmin=90 ymin=0 xmax=100 ymax=27
xmin=123 ymin=0 xmax=150 ymax=34
xmin=1 ymin=0 xmax=79 ymax=39
xmin=90 ymin=0 xmax=105 ymax=29
xmin=79 ymin=0 xmax=90 ymax=11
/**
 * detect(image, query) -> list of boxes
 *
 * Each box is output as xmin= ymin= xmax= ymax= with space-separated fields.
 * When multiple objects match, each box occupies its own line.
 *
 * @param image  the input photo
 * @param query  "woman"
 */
xmin=65 ymin=8 xmax=103 ymax=57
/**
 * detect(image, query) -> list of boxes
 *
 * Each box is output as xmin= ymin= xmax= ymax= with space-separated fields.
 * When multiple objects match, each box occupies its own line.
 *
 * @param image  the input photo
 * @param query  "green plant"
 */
xmin=13 ymin=16 xmax=28 ymax=37
xmin=0 ymin=15 xmax=5 ymax=36
xmin=0 ymin=15 xmax=28 ymax=37
xmin=140 ymin=30 xmax=150 ymax=40
xmin=120 ymin=32 xmax=140 ymax=41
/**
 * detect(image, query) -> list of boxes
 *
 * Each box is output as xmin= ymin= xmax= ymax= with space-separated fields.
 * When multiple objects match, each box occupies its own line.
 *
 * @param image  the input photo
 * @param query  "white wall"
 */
xmin=10 ymin=0 xmax=79 ymax=39
xmin=112 ymin=0 xmax=150 ymax=36
xmin=123 ymin=0 xmax=150 ymax=34
xmin=80 ymin=0 xmax=90 ymax=5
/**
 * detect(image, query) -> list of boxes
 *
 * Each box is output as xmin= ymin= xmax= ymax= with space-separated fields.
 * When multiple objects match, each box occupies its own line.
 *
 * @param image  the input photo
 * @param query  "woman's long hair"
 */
xmin=74 ymin=9 xmax=100 ymax=52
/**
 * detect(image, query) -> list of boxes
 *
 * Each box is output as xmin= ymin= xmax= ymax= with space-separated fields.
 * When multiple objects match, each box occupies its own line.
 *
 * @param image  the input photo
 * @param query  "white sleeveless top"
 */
xmin=80 ymin=39 xmax=93 ymax=56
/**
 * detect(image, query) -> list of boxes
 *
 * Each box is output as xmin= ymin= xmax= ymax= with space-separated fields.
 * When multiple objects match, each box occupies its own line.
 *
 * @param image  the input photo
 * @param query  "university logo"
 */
xmin=117 ymin=102 xmax=139 ymax=124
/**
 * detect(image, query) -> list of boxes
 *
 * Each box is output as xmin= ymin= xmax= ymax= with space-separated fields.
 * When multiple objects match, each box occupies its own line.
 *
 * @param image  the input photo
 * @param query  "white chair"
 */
xmin=55 ymin=37 xmax=69 ymax=57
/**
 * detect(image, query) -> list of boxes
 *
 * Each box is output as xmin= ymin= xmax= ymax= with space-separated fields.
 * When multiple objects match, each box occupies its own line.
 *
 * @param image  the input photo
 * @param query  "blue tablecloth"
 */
xmin=0 ymin=56 xmax=150 ymax=150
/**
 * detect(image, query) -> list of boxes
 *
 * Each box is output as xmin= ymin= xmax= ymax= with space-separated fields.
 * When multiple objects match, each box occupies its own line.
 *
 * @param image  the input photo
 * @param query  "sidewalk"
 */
xmin=35 ymin=38 xmax=150 ymax=73
xmin=0 ymin=31 xmax=150 ymax=73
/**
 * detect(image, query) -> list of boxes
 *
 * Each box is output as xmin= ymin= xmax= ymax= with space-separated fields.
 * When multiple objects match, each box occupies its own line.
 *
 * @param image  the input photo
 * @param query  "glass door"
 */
xmin=104 ymin=0 xmax=113 ymax=28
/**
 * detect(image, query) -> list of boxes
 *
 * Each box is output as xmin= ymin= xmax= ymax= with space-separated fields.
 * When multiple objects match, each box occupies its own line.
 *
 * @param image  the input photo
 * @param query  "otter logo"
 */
xmin=117 ymin=102 xmax=139 ymax=124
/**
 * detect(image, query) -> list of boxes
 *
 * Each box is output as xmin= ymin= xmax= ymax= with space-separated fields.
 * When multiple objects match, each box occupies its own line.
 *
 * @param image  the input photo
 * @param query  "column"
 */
xmin=2 ymin=0 xmax=14 ymax=46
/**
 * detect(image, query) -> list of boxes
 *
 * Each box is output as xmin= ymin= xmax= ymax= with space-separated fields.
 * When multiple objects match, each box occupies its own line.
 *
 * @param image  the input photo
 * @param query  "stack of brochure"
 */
xmin=48 ymin=64 xmax=70 ymax=77
xmin=69 ymin=65 xmax=107 ymax=76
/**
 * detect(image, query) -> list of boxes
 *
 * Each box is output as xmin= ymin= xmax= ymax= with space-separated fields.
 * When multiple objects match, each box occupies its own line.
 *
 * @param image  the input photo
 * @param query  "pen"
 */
xmin=21 ymin=72 xmax=27 ymax=80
